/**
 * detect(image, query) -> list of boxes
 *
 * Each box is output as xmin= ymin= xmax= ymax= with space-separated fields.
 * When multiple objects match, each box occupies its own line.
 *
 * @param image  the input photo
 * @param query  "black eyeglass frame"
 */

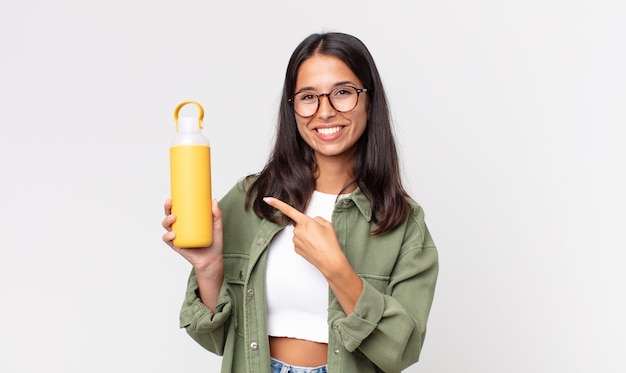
xmin=288 ymin=86 xmax=370 ymax=118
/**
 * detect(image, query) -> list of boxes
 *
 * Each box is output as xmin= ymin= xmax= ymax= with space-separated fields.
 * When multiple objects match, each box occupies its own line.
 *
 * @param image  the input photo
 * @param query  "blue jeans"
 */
xmin=270 ymin=358 xmax=328 ymax=373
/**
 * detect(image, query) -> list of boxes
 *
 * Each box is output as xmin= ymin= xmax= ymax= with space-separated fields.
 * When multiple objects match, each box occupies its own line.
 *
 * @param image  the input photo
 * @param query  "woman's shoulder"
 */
xmin=405 ymin=195 xmax=423 ymax=210
xmin=222 ymin=175 xmax=256 ymax=197
xmin=404 ymin=195 xmax=428 ymax=225
xmin=219 ymin=175 xmax=259 ymax=212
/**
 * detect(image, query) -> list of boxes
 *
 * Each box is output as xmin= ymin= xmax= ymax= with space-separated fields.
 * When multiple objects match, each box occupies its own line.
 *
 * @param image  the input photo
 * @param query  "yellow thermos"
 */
xmin=169 ymin=101 xmax=212 ymax=248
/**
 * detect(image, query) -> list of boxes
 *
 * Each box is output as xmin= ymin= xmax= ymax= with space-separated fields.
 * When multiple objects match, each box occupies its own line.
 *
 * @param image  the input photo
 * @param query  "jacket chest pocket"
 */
xmin=223 ymin=254 xmax=249 ymax=337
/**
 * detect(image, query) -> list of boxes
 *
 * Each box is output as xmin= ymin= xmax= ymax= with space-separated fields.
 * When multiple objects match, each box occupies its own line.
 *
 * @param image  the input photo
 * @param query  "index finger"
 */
xmin=164 ymin=198 xmax=172 ymax=215
xmin=263 ymin=197 xmax=308 ymax=224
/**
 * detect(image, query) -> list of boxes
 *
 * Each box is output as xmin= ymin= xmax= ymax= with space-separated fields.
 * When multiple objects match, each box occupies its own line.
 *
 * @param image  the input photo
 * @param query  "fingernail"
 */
xmin=263 ymin=197 xmax=272 ymax=204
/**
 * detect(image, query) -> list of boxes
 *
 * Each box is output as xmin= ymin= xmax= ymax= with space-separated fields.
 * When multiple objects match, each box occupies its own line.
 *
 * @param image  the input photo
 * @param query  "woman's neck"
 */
xmin=314 ymin=154 xmax=357 ymax=195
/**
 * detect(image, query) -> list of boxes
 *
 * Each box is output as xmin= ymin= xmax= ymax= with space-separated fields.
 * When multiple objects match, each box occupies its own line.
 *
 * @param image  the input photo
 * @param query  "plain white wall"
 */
xmin=1 ymin=0 xmax=624 ymax=372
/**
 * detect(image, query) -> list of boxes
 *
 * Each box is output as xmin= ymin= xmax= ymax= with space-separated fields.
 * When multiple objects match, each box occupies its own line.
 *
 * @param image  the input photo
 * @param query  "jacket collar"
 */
xmin=340 ymin=186 xmax=373 ymax=222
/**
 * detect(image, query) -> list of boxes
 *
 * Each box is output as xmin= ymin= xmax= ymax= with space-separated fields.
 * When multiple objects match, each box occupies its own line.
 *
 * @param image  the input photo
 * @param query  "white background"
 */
xmin=1 ymin=1 xmax=625 ymax=372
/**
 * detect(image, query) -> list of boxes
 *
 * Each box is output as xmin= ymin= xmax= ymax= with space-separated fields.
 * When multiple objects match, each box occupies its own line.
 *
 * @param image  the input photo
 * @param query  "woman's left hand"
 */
xmin=262 ymin=196 xmax=342 ymax=274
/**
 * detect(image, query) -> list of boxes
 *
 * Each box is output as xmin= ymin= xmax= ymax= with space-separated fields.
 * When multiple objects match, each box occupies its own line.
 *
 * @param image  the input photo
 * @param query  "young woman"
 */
xmin=162 ymin=32 xmax=439 ymax=373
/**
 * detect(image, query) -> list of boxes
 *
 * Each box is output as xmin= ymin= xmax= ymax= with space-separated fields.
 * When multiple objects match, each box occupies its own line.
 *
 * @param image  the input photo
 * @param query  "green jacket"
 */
xmin=179 ymin=179 xmax=439 ymax=372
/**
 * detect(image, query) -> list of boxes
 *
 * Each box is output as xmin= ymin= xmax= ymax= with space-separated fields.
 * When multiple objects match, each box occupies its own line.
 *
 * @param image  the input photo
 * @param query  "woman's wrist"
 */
xmin=194 ymin=256 xmax=224 ymax=278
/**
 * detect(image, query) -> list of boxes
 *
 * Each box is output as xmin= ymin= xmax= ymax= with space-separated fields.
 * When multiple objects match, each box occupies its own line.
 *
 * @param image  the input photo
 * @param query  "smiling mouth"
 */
xmin=316 ymin=126 xmax=343 ymax=136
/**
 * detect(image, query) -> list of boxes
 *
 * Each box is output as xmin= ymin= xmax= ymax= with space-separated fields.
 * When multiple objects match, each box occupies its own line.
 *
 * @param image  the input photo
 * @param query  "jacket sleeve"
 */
xmin=333 ymin=205 xmax=439 ymax=372
xmin=180 ymin=270 xmax=232 ymax=355
xmin=178 ymin=269 xmax=233 ymax=355
xmin=177 ymin=182 xmax=247 ymax=355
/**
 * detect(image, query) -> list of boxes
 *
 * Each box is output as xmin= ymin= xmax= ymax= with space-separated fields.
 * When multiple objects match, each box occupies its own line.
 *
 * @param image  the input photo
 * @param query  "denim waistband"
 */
xmin=270 ymin=357 xmax=328 ymax=373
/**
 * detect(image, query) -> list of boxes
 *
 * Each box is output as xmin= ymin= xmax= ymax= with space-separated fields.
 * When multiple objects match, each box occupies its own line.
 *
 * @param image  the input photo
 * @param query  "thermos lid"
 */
xmin=174 ymin=101 xmax=204 ymax=132
xmin=177 ymin=116 xmax=201 ymax=132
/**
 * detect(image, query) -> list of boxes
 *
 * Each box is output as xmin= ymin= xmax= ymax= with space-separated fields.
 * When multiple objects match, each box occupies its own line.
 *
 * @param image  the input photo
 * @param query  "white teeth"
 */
xmin=317 ymin=126 xmax=342 ymax=136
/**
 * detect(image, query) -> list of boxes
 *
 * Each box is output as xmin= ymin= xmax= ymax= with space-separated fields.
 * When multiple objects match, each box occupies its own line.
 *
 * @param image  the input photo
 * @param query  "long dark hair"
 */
xmin=245 ymin=32 xmax=411 ymax=235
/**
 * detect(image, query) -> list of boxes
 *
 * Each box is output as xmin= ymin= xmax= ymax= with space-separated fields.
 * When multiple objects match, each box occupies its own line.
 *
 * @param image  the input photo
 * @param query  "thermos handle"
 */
xmin=174 ymin=101 xmax=205 ymax=132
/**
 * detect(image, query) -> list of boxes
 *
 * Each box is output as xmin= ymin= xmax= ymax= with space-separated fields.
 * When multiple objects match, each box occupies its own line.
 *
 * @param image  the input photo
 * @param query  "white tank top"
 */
xmin=265 ymin=191 xmax=340 ymax=343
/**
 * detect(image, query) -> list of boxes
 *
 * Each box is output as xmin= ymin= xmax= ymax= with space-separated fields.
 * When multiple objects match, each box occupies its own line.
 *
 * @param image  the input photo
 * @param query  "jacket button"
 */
xmin=334 ymin=348 xmax=340 ymax=355
xmin=247 ymin=289 xmax=254 ymax=297
xmin=250 ymin=342 xmax=259 ymax=351
xmin=256 ymin=237 xmax=264 ymax=245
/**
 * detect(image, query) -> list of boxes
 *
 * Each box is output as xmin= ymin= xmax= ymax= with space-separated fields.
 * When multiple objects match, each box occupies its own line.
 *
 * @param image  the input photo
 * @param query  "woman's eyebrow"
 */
xmin=333 ymin=81 xmax=356 ymax=88
xmin=295 ymin=81 xmax=357 ymax=93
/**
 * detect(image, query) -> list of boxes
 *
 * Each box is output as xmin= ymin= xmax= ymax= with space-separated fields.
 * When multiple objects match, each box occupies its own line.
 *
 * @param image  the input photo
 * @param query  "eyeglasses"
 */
xmin=288 ymin=85 xmax=369 ymax=118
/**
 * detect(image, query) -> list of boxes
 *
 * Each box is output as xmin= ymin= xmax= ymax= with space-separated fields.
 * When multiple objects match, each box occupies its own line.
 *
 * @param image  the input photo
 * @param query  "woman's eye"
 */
xmin=334 ymin=87 xmax=354 ymax=96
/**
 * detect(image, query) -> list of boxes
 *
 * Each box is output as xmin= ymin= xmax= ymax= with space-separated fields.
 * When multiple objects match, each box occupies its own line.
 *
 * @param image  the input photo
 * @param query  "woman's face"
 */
xmin=293 ymin=54 xmax=369 ymax=162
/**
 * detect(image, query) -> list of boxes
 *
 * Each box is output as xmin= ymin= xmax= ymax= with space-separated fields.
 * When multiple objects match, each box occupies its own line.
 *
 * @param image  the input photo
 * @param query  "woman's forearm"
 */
xmin=194 ymin=258 xmax=224 ymax=314
xmin=325 ymin=256 xmax=363 ymax=315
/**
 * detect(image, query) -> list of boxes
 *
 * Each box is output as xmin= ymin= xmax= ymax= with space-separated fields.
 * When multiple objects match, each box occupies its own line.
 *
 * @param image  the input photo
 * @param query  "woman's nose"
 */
xmin=316 ymin=94 xmax=337 ymax=119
